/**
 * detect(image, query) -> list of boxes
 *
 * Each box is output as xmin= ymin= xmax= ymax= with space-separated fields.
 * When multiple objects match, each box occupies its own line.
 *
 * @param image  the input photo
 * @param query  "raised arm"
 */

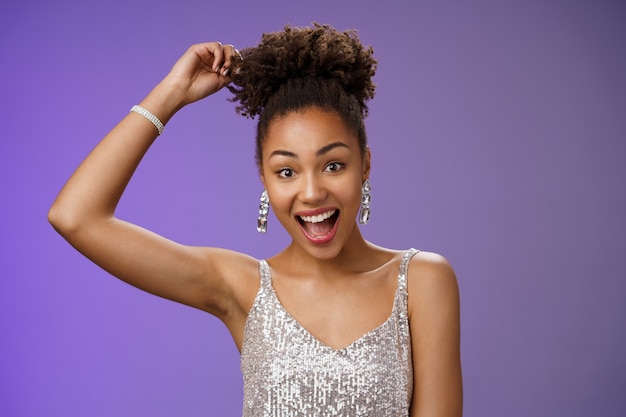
xmin=48 ymin=43 xmax=256 ymax=321
xmin=408 ymin=252 xmax=463 ymax=417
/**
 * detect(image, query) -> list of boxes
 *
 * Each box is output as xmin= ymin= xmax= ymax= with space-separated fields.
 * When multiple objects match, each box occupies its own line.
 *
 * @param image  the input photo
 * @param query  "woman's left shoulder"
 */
xmin=405 ymin=250 xmax=459 ymax=305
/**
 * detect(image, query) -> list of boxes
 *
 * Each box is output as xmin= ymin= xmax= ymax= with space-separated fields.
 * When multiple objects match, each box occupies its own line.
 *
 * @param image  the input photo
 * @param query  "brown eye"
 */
xmin=324 ymin=162 xmax=344 ymax=172
xmin=278 ymin=168 xmax=294 ymax=178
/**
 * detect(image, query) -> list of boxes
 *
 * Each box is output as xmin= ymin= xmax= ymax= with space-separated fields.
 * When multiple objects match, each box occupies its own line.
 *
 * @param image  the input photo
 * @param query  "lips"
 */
xmin=296 ymin=209 xmax=340 ymax=243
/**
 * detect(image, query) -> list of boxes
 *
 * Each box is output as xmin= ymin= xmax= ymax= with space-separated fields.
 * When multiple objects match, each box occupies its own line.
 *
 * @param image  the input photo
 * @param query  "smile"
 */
xmin=298 ymin=209 xmax=337 ymax=224
xmin=296 ymin=209 xmax=340 ymax=244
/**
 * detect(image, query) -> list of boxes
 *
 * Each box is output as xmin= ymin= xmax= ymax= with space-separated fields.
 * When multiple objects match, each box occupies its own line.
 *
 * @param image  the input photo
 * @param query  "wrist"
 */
xmin=139 ymin=79 xmax=188 ymax=125
xmin=130 ymin=105 xmax=164 ymax=136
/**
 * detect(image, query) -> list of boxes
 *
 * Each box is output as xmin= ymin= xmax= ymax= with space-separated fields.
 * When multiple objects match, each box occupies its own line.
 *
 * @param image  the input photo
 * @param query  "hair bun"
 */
xmin=228 ymin=23 xmax=377 ymax=119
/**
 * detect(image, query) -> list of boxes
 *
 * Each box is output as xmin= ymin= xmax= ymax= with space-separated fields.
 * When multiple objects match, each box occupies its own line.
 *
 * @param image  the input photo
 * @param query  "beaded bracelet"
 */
xmin=130 ymin=105 xmax=164 ymax=136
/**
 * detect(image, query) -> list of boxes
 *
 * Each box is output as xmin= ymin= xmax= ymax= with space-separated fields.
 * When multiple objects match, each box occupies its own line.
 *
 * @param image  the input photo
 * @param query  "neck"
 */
xmin=271 ymin=225 xmax=388 ymax=278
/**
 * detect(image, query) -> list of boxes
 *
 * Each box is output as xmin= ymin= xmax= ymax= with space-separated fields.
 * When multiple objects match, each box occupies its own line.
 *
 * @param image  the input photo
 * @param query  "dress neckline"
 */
xmin=259 ymin=253 xmax=410 ymax=352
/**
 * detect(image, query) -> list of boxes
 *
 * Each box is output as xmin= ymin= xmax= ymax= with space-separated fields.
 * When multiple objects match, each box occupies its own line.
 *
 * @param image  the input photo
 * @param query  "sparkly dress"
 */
xmin=240 ymin=249 xmax=419 ymax=417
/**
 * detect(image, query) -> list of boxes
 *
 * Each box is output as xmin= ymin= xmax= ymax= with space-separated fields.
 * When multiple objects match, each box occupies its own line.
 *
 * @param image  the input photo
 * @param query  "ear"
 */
xmin=362 ymin=146 xmax=371 ymax=180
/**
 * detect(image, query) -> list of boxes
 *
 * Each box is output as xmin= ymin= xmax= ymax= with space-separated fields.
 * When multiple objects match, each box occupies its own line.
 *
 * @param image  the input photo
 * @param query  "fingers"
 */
xmin=209 ymin=41 xmax=226 ymax=72
xmin=220 ymin=44 xmax=242 ymax=78
xmin=186 ymin=41 xmax=237 ymax=75
xmin=174 ymin=42 xmax=241 ymax=99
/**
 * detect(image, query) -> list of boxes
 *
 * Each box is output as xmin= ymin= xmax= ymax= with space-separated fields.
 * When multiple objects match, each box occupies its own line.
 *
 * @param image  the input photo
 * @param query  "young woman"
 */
xmin=49 ymin=24 xmax=462 ymax=417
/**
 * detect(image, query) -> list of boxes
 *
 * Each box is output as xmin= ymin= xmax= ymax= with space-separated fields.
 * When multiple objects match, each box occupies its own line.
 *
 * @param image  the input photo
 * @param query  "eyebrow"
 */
xmin=268 ymin=142 xmax=350 ymax=159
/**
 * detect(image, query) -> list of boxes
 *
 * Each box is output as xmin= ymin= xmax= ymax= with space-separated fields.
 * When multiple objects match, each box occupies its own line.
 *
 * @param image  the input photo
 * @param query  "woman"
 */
xmin=49 ymin=23 xmax=462 ymax=416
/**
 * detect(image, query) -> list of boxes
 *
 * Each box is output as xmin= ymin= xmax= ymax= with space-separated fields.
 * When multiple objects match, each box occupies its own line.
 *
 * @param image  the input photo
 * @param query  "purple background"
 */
xmin=1 ymin=0 xmax=625 ymax=416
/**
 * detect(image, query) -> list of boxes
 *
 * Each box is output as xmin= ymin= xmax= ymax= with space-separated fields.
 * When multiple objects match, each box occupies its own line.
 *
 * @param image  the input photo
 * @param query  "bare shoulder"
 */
xmin=408 ymin=250 xmax=457 ymax=284
xmin=406 ymin=250 xmax=460 ymax=314
xmin=193 ymin=247 xmax=262 ymax=315
xmin=406 ymin=251 xmax=463 ymax=415
xmin=200 ymin=247 xmax=262 ymax=294
xmin=201 ymin=247 xmax=261 ymax=278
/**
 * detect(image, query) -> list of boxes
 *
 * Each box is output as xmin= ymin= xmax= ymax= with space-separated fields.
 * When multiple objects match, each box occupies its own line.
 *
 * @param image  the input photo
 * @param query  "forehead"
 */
xmin=264 ymin=107 xmax=359 ymax=155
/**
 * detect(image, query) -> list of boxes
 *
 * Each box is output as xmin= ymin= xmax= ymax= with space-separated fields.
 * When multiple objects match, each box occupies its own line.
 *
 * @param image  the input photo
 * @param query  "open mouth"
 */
xmin=296 ymin=209 xmax=339 ymax=240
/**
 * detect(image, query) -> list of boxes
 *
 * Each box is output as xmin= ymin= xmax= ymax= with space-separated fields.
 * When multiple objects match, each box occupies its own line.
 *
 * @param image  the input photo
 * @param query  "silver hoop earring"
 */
xmin=359 ymin=179 xmax=372 ymax=225
xmin=257 ymin=189 xmax=270 ymax=233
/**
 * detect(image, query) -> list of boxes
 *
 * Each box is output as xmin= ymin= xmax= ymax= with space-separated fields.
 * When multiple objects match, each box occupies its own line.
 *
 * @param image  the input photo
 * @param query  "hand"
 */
xmin=161 ymin=42 xmax=241 ymax=107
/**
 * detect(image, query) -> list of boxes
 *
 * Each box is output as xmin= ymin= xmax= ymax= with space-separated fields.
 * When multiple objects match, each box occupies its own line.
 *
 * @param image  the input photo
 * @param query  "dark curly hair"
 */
xmin=227 ymin=23 xmax=377 ymax=168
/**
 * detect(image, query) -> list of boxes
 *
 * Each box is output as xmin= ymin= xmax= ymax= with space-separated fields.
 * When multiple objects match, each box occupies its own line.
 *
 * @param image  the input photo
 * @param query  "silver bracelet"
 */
xmin=130 ymin=105 xmax=164 ymax=136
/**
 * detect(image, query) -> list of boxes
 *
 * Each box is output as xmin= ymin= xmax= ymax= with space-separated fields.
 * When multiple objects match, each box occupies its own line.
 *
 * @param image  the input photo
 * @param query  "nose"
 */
xmin=298 ymin=173 xmax=327 ymax=205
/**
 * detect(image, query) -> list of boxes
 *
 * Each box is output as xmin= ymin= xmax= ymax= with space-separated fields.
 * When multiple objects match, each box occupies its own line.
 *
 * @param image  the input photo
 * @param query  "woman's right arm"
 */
xmin=48 ymin=43 xmax=255 ymax=319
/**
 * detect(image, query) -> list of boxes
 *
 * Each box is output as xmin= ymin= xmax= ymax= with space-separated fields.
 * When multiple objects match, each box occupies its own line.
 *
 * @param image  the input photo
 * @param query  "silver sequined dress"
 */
xmin=240 ymin=249 xmax=419 ymax=417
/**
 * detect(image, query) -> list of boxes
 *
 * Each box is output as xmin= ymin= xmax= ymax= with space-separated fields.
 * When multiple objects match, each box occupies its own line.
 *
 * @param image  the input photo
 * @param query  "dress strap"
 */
xmin=259 ymin=260 xmax=272 ymax=288
xmin=398 ymin=248 xmax=420 ymax=292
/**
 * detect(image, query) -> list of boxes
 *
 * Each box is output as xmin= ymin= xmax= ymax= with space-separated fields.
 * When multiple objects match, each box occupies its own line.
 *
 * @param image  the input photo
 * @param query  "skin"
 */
xmin=48 ymin=42 xmax=462 ymax=416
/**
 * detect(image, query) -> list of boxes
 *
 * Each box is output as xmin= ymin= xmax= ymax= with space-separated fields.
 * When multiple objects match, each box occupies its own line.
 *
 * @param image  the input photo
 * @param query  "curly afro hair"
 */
xmin=227 ymin=23 xmax=378 ymax=168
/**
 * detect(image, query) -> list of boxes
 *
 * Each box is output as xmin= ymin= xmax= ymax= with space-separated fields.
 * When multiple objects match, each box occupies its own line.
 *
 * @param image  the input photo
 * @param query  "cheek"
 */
xmin=333 ymin=179 xmax=363 ymax=208
xmin=350 ymin=186 xmax=364 ymax=208
xmin=265 ymin=187 xmax=291 ymax=214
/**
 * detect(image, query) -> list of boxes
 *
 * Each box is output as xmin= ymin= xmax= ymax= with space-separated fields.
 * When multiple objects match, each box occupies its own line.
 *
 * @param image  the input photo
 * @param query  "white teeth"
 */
xmin=299 ymin=210 xmax=336 ymax=224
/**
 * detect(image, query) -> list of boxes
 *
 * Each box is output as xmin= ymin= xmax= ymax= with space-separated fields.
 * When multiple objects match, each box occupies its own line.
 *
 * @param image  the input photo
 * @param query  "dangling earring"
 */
xmin=359 ymin=179 xmax=372 ymax=225
xmin=257 ymin=189 xmax=270 ymax=233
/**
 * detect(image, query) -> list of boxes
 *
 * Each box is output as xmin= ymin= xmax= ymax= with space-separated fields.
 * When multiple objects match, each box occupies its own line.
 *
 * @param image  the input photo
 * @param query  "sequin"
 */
xmin=241 ymin=249 xmax=419 ymax=417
